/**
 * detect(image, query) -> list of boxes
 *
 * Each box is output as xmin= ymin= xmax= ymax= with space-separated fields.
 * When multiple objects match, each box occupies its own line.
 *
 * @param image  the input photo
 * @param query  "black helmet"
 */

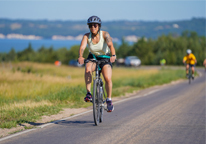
xmin=87 ymin=16 xmax=101 ymax=25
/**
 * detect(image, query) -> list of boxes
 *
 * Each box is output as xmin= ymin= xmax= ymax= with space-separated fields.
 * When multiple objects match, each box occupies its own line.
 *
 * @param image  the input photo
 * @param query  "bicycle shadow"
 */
xmin=53 ymin=120 xmax=95 ymax=127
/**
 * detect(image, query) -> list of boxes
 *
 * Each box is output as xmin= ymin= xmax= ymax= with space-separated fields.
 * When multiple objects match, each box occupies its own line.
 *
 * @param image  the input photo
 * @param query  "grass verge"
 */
xmin=0 ymin=62 xmax=186 ymax=128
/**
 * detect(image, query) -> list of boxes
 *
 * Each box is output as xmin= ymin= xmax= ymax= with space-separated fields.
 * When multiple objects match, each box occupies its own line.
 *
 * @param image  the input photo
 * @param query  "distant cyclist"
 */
xmin=182 ymin=49 xmax=197 ymax=79
xmin=78 ymin=16 xmax=116 ymax=112
xmin=160 ymin=58 xmax=166 ymax=66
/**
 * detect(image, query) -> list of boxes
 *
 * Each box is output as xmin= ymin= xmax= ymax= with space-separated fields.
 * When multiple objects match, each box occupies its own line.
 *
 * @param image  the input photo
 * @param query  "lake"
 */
xmin=0 ymin=39 xmax=122 ymax=53
xmin=0 ymin=39 xmax=83 ymax=53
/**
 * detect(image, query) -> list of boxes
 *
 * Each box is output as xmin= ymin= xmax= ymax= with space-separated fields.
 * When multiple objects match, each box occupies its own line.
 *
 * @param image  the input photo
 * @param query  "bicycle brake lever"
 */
xmin=84 ymin=59 xmax=89 ymax=63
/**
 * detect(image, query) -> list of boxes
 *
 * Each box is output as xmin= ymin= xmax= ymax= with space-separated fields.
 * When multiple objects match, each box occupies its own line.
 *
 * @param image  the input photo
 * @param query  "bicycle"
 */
xmin=84 ymin=57 xmax=109 ymax=126
xmin=188 ymin=65 xmax=192 ymax=84
xmin=186 ymin=64 xmax=195 ymax=84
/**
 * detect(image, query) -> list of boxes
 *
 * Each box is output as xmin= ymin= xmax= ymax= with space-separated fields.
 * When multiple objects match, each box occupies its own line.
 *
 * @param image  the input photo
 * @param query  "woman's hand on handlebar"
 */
xmin=110 ymin=55 xmax=116 ymax=63
xmin=78 ymin=57 xmax=85 ymax=65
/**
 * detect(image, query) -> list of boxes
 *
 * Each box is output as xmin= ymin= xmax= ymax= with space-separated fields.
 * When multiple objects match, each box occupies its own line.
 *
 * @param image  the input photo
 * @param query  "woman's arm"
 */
xmin=78 ymin=34 xmax=88 ymax=64
xmin=103 ymin=31 xmax=116 ymax=63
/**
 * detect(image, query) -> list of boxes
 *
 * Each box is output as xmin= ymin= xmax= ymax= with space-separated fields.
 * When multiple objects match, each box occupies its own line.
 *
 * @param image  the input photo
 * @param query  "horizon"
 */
xmin=0 ymin=1 xmax=205 ymax=22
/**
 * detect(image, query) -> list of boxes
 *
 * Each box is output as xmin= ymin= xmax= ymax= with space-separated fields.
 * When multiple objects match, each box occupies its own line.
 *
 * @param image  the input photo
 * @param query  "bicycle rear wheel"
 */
xmin=93 ymin=79 xmax=100 ymax=125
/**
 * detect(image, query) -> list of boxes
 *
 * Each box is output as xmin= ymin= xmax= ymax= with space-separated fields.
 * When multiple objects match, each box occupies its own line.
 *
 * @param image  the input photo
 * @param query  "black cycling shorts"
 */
xmin=86 ymin=53 xmax=113 ymax=70
xmin=189 ymin=64 xmax=195 ymax=67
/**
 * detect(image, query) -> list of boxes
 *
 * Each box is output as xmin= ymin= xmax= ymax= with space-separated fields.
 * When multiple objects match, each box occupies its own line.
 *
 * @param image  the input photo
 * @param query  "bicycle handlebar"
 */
xmin=184 ymin=63 xmax=197 ymax=66
xmin=84 ymin=59 xmax=110 ymax=64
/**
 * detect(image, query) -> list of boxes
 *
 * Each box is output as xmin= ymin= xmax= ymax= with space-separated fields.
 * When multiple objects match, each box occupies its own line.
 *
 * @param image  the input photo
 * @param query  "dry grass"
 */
xmin=0 ymin=62 xmax=158 ymax=101
xmin=112 ymin=67 xmax=159 ymax=80
xmin=0 ymin=62 xmax=85 ymax=100
xmin=12 ymin=61 xmax=84 ymax=78
xmin=1 ymin=100 xmax=52 ymax=111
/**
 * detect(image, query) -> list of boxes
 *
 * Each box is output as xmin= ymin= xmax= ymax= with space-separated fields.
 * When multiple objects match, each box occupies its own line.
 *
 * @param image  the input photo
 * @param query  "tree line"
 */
xmin=0 ymin=31 xmax=205 ymax=66
xmin=117 ymin=31 xmax=205 ymax=66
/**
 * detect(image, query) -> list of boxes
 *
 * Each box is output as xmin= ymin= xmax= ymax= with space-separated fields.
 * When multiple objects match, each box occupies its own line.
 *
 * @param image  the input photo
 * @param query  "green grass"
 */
xmin=112 ymin=68 xmax=185 ymax=96
xmin=0 ymin=105 xmax=61 ymax=128
xmin=0 ymin=62 xmax=186 ymax=129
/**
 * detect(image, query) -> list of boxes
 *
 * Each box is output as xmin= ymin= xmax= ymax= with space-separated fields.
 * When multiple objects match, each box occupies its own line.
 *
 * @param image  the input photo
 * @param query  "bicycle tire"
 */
xmin=99 ymin=86 xmax=104 ymax=123
xmin=93 ymin=79 xmax=100 ymax=125
xmin=189 ymin=67 xmax=191 ymax=84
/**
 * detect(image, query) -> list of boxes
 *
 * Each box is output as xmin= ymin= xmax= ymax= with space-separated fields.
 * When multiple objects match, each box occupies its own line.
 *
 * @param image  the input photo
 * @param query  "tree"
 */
xmin=17 ymin=43 xmax=35 ymax=61
xmin=116 ymin=38 xmax=132 ymax=58
xmin=7 ymin=48 xmax=17 ymax=61
xmin=132 ymin=37 xmax=154 ymax=65
xmin=67 ymin=45 xmax=80 ymax=62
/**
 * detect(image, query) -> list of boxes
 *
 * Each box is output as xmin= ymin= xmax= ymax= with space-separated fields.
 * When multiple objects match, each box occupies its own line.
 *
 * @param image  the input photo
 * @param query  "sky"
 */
xmin=0 ymin=0 xmax=205 ymax=22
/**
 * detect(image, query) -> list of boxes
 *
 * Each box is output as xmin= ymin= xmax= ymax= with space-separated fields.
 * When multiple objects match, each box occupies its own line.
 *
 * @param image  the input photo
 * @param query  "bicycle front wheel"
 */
xmin=99 ymin=86 xmax=104 ymax=123
xmin=93 ymin=79 xmax=100 ymax=126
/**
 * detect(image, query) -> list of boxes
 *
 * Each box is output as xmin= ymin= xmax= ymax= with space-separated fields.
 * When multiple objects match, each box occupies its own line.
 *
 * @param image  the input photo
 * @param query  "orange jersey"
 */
xmin=183 ymin=53 xmax=196 ymax=65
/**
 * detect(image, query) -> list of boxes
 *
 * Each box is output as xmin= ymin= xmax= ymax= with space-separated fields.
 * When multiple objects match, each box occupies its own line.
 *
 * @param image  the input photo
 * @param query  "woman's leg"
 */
xmin=85 ymin=62 xmax=96 ymax=92
xmin=101 ymin=64 xmax=112 ymax=99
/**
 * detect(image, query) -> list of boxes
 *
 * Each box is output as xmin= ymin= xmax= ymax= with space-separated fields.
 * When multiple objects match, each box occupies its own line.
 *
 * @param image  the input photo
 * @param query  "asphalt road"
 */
xmin=1 ymin=69 xmax=205 ymax=144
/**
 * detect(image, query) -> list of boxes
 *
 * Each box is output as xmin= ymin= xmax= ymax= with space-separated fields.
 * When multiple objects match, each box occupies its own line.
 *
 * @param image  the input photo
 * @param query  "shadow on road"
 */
xmin=53 ymin=120 xmax=95 ymax=127
xmin=18 ymin=121 xmax=45 ymax=126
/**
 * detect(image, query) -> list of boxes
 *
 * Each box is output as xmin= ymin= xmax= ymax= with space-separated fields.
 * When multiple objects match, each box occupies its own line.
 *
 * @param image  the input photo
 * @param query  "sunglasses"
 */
xmin=89 ymin=23 xmax=98 ymax=28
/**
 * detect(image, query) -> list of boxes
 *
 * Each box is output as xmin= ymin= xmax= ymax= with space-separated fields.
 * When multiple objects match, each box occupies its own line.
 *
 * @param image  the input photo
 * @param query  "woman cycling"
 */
xmin=78 ymin=16 xmax=116 ymax=112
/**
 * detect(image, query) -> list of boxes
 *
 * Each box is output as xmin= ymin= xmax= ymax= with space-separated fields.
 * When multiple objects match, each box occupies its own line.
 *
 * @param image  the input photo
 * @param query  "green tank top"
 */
xmin=87 ymin=30 xmax=110 ymax=56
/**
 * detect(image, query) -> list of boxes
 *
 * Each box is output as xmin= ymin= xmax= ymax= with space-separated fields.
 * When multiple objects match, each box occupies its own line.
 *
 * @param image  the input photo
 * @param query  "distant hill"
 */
xmin=0 ymin=18 xmax=205 ymax=41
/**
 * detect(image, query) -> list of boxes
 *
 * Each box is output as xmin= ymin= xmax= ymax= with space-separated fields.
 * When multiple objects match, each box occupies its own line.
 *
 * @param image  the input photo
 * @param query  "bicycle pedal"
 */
xmin=85 ymin=99 xmax=92 ymax=102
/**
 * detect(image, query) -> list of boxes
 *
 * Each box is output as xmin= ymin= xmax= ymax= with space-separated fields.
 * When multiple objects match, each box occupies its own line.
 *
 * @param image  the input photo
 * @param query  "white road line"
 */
xmin=0 ymin=129 xmax=35 ymax=142
xmin=0 ymin=88 xmax=161 ymax=142
xmin=114 ymin=89 xmax=160 ymax=105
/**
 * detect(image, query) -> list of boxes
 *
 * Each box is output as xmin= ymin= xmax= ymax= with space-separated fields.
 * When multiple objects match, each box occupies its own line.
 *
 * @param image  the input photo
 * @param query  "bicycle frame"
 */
xmin=92 ymin=59 xmax=107 ymax=102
